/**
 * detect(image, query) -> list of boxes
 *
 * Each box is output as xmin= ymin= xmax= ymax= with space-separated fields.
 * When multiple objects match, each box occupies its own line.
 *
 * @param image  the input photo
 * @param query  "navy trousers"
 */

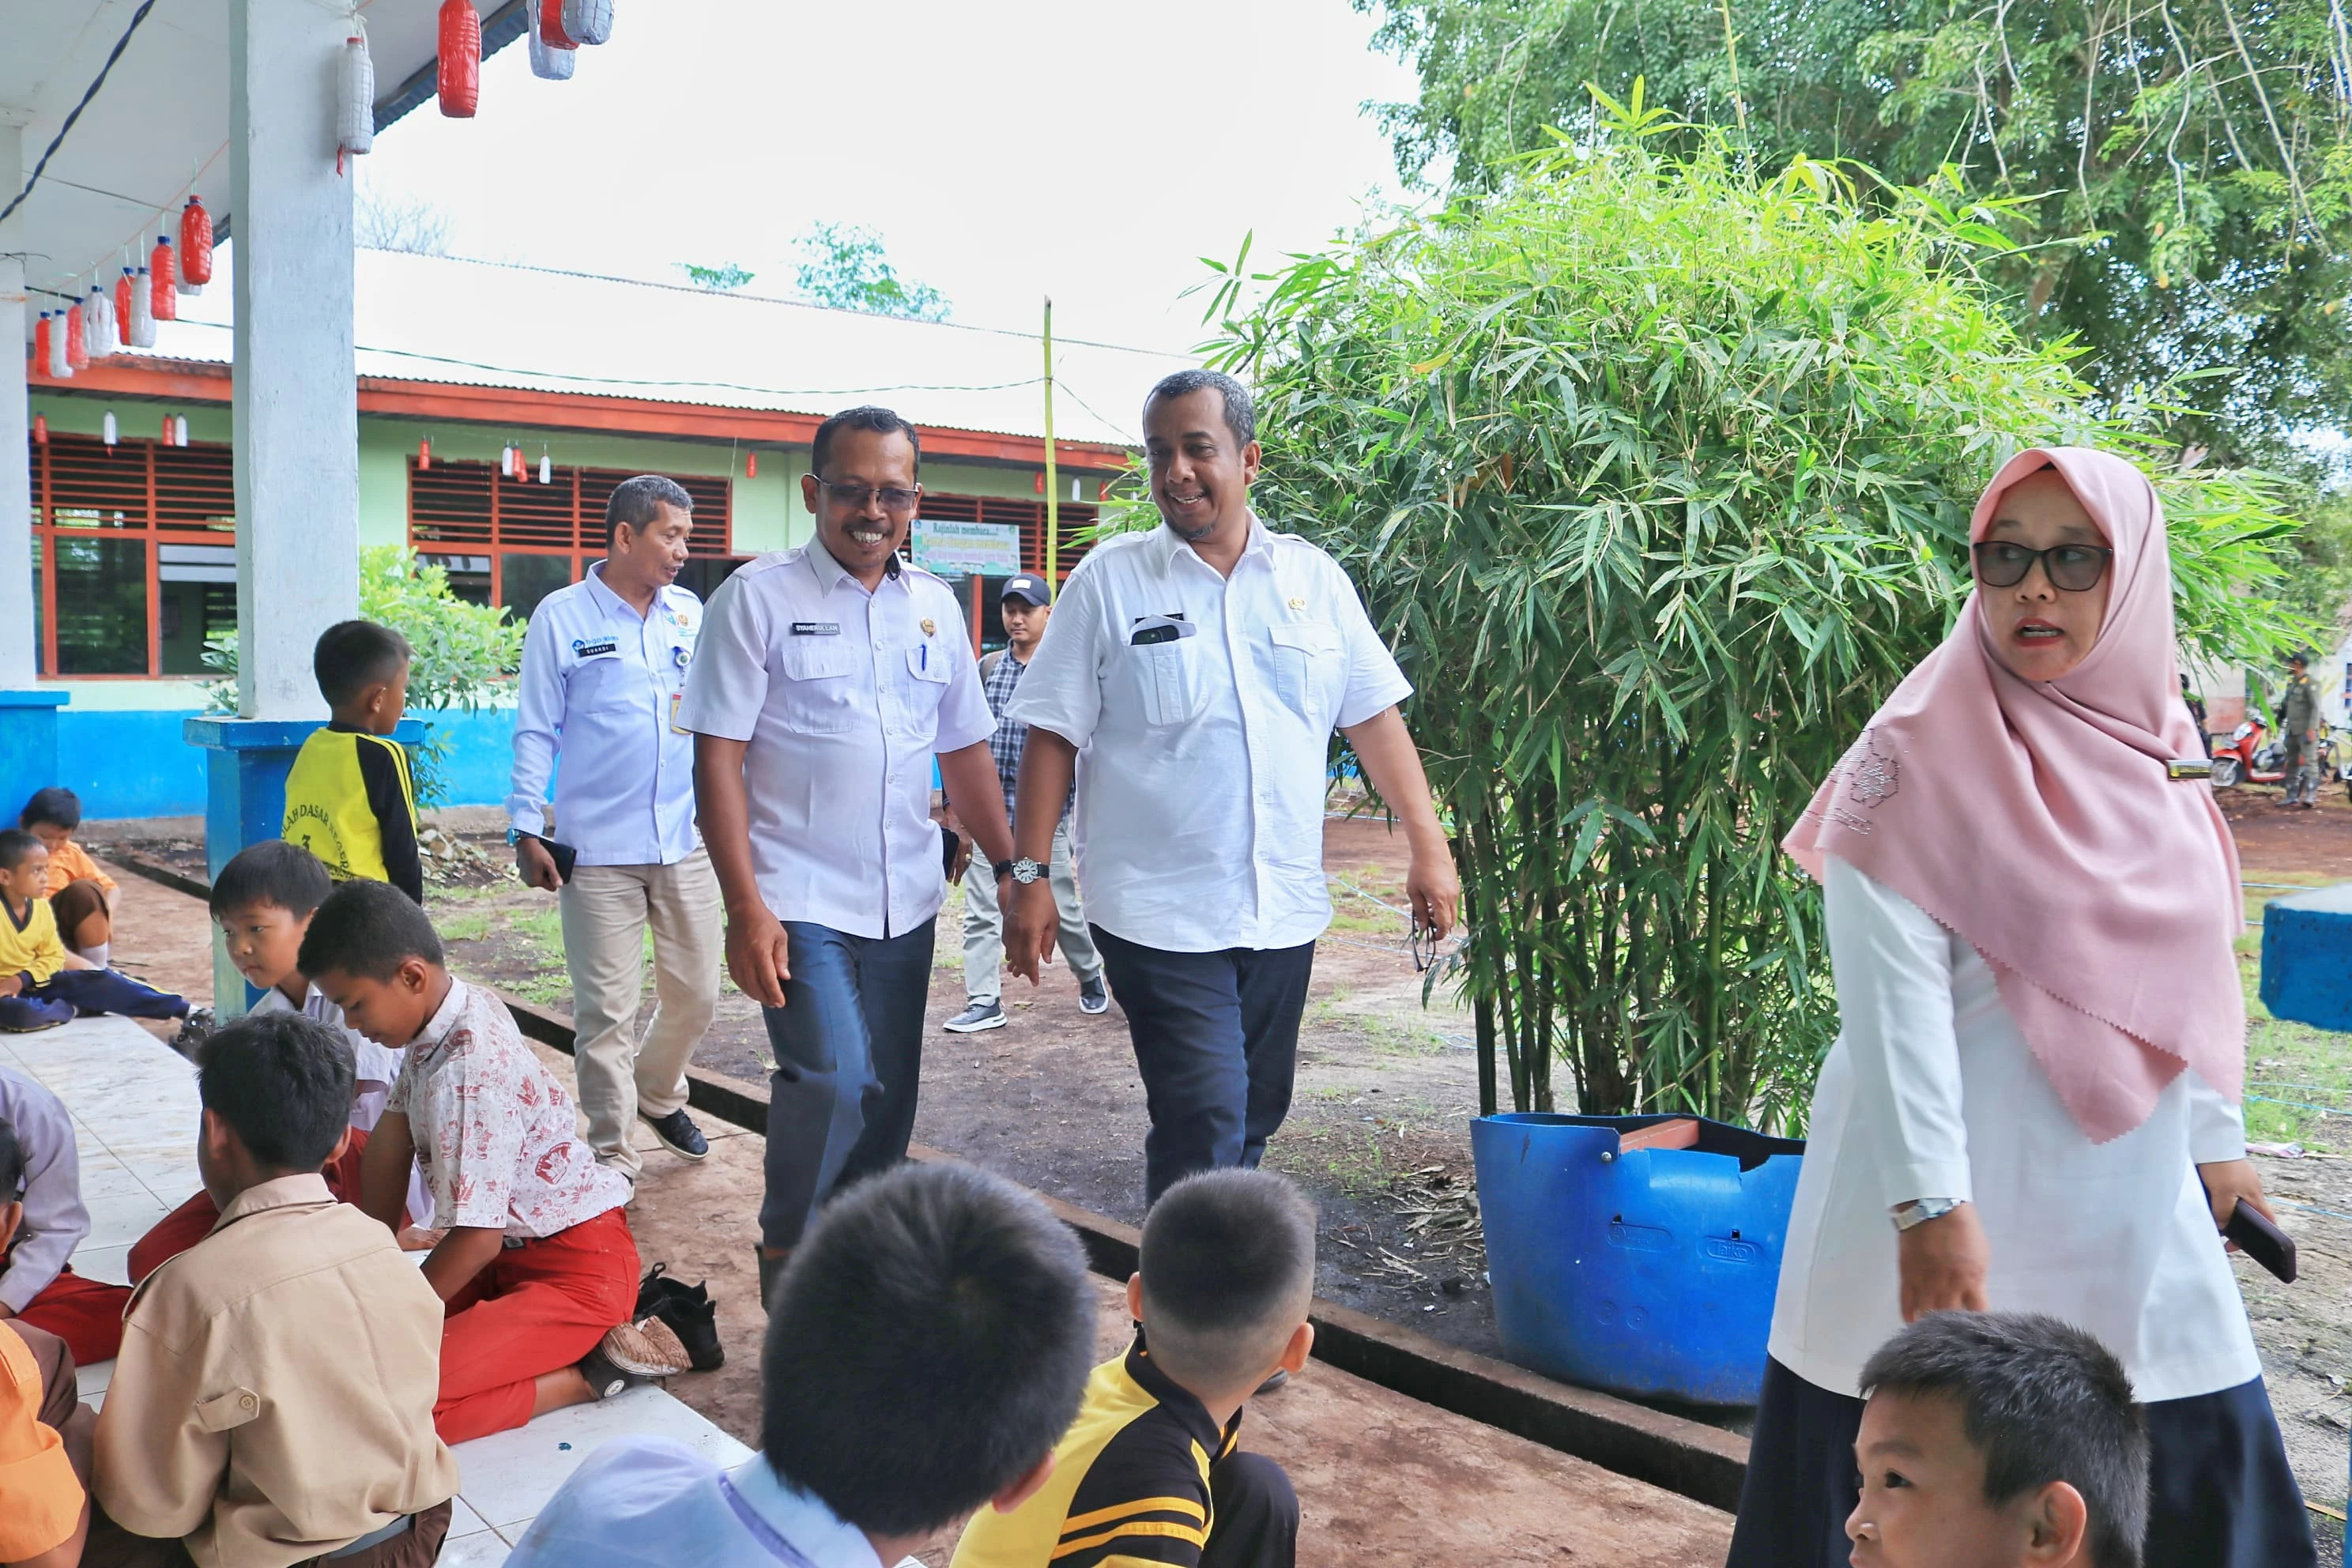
xmin=0 ymin=967 xmax=187 ymax=1031
xmin=1727 ymin=1356 xmax=2316 ymax=1567
xmin=1201 ymin=1451 xmax=1298 ymax=1568
xmin=1091 ymin=926 xmax=1316 ymax=1204
xmin=756 ymin=918 xmax=934 ymax=1252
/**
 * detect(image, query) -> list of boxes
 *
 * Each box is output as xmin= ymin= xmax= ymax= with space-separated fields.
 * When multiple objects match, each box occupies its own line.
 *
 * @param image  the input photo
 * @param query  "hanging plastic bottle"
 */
xmin=174 ymin=416 xmax=189 ymax=447
xmin=745 ymin=451 xmax=758 ymax=478
xmin=114 ymin=270 xmax=134 ymax=347
xmin=337 ymin=28 xmax=375 ymax=164
xmin=179 ymin=197 xmax=214 ymax=293
xmin=538 ymin=0 xmax=579 ymax=47
xmin=418 ymin=436 xmax=432 ymax=471
xmin=526 ymin=0 xmax=576 ymax=79
xmin=36 ymin=314 xmax=64 ymax=379
xmin=102 ymin=411 xmax=119 ymax=447
xmin=65 ymin=304 xmax=88 ymax=371
xmin=129 ymin=267 xmax=156 ymax=348
xmin=32 ymin=414 xmax=47 ymax=444
xmin=149 ymin=238 xmax=178 ymax=322
xmin=85 ymin=287 xmax=113 ymax=361
xmin=438 ymin=0 xmax=481 ymax=117
xmin=562 ymin=0 xmax=612 ymax=45
xmin=539 ymin=451 xmax=552 ymax=484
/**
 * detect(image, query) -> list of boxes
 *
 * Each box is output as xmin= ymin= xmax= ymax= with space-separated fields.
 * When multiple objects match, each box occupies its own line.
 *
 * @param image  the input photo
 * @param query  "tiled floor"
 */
xmin=9 ymin=1013 xmax=754 ymax=1566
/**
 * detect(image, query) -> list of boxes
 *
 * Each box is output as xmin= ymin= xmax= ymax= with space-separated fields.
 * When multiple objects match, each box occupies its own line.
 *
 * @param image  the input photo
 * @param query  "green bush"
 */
xmin=1208 ymin=103 xmax=2305 ymax=1129
xmin=203 ymin=546 xmax=524 ymax=807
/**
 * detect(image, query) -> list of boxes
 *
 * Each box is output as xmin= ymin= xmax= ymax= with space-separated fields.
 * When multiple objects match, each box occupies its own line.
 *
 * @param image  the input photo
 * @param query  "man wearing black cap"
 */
xmin=945 ymin=574 xmax=1108 ymax=1032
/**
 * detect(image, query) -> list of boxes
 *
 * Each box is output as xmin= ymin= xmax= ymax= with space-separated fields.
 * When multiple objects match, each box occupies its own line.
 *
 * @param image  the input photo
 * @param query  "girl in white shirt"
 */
xmin=1728 ymin=448 xmax=2313 ymax=1566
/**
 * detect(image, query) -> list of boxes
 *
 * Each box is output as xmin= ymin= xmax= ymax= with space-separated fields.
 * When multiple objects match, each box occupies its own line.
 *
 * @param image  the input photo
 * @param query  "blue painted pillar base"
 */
xmin=184 ymin=714 xmax=428 ymax=1016
xmin=0 ymin=691 xmax=70 ymax=827
xmin=2259 ymin=882 xmax=2352 ymax=1033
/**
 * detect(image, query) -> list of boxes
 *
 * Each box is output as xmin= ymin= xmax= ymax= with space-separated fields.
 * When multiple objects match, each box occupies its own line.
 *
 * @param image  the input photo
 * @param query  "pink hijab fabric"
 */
xmin=1784 ymin=447 xmax=2245 ymax=1144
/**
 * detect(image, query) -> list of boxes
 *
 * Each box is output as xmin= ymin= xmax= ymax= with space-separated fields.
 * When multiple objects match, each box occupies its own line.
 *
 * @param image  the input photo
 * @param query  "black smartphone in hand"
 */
xmin=2224 ymin=1199 xmax=2297 ymax=1283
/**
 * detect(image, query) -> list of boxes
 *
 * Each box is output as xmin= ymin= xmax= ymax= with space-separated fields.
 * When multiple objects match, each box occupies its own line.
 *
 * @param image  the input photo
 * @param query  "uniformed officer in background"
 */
xmin=2280 ymin=650 xmax=2320 ymax=808
xmin=507 ymin=474 xmax=722 ymax=1178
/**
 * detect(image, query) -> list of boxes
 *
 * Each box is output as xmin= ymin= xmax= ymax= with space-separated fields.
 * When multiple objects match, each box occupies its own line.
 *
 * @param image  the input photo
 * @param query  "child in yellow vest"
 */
xmin=283 ymin=620 xmax=424 ymax=904
xmin=0 ymin=829 xmax=191 ymax=1033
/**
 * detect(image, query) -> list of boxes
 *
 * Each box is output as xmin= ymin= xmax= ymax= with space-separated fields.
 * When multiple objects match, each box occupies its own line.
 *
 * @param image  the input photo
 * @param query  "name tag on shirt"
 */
xmin=790 ymin=622 xmax=841 ymax=636
xmin=1129 ymin=613 xmax=1196 ymax=646
xmin=571 ymin=638 xmax=620 ymax=660
xmin=670 ymin=692 xmax=690 ymax=734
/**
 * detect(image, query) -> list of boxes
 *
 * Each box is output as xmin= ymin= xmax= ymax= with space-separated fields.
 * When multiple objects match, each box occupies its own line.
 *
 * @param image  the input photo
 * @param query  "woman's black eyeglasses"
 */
xmin=1972 ymin=541 xmax=2113 ymax=593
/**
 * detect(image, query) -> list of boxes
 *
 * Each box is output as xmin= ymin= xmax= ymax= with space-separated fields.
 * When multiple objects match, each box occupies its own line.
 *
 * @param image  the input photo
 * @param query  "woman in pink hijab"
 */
xmin=1726 ymin=450 xmax=2313 ymax=1566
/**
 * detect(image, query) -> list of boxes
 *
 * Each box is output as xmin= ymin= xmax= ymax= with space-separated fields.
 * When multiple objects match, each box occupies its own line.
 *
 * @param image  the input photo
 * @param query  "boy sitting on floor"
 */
xmin=282 ymin=620 xmax=424 ymax=906
xmin=507 ymin=1160 xmax=1097 ymax=1568
xmin=86 ymin=1011 xmax=458 ymax=1568
xmin=954 ymin=1169 xmax=1313 ymax=1568
xmin=21 ymin=787 xmax=116 ymax=967
xmin=0 ymin=830 xmax=191 ymax=1036
xmin=126 ymin=839 xmax=428 ymax=1285
xmin=0 ymin=1114 xmax=96 ymax=1568
xmin=299 ymin=879 xmax=688 ymax=1444
xmin=1846 ymin=1312 xmax=2150 ymax=1568
xmin=1 ymin=1068 xmax=131 ymax=1364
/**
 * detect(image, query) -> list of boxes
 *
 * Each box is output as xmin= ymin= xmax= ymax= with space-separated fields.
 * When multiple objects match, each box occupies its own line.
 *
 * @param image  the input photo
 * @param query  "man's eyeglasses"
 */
xmin=814 ymin=478 xmax=922 ymax=515
xmin=1972 ymin=541 xmax=2113 ymax=593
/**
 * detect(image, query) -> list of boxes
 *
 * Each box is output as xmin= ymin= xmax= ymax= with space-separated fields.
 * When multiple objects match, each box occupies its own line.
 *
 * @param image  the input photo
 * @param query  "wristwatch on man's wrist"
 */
xmin=1890 ymin=1197 xmax=1965 ymax=1232
xmin=993 ymin=857 xmax=1046 ymax=884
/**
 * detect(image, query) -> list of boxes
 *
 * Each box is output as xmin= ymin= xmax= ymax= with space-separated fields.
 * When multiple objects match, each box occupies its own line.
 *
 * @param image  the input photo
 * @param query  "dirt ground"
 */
xmin=84 ymin=838 xmax=1737 ymax=1566
xmin=86 ymin=786 xmax=2352 ymax=1545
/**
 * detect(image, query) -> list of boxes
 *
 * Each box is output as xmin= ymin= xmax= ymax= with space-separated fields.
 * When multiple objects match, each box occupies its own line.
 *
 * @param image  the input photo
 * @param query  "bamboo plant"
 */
xmin=1208 ymin=99 xmax=2303 ymax=1129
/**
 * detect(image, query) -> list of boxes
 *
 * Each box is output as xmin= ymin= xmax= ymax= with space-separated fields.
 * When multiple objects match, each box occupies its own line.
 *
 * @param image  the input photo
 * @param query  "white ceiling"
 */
xmin=2 ymin=0 xmax=518 ymax=330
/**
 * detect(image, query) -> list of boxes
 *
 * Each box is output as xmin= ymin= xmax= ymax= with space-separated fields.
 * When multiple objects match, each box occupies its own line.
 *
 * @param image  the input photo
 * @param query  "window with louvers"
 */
xmin=28 ymin=432 xmax=237 ymax=677
xmin=407 ymin=459 xmax=736 ymax=620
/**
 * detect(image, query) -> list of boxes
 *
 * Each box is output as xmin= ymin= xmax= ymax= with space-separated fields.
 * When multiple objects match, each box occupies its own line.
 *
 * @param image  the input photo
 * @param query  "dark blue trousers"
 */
xmin=0 ymin=967 xmax=187 ymax=1031
xmin=756 ymin=918 xmax=934 ymax=1251
xmin=1728 ymin=1355 xmax=2316 ymax=1567
xmin=1091 ymin=926 xmax=1316 ymax=1204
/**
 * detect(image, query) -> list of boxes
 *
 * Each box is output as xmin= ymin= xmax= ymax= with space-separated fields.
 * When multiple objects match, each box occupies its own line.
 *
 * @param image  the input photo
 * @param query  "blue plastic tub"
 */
xmin=1472 ymin=1111 xmax=1804 ymax=1406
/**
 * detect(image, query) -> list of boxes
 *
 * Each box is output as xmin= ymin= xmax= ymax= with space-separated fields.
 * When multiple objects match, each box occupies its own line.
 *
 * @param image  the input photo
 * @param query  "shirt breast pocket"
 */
xmin=1121 ymin=635 xmax=1204 ymax=728
xmin=566 ymin=648 xmax=640 ymax=716
xmin=776 ymin=639 xmax=861 ymax=735
xmin=1268 ymin=621 xmax=1344 ymax=725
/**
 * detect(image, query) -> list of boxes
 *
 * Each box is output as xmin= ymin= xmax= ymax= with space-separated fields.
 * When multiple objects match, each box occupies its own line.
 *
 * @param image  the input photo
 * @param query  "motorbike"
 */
xmin=2209 ymin=716 xmax=2350 ymax=800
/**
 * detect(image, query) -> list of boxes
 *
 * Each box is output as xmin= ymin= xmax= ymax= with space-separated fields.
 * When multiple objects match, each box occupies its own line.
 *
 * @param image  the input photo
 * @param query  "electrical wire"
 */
xmin=0 ymin=0 xmax=164 ymax=229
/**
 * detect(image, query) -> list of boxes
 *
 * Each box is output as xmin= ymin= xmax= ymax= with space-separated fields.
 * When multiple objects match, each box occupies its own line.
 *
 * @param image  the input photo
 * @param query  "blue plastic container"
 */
xmin=1472 ymin=1111 xmax=1804 ymax=1406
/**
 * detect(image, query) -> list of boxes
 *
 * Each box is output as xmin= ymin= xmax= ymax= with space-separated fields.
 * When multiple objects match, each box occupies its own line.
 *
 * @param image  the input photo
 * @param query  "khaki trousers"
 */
xmin=963 ymin=820 xmax=1100 ymax=1004
xmin=557 ymin=846 xmax=722 ymax=1175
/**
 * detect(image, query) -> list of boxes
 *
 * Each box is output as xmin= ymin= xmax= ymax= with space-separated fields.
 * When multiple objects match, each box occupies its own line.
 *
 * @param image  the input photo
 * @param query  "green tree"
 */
xmin=1206 ymin=111 xmax=2302 ymax=1128
xmin=792 ymin=222 xmax=951 ymax=321
xmin=677 ymin=262 xmax=756 ymax=291
xmin=1353 ymin=0 xmax=2352 ymax=464
xmin=203 ymin=547 xmax=524 ymax=807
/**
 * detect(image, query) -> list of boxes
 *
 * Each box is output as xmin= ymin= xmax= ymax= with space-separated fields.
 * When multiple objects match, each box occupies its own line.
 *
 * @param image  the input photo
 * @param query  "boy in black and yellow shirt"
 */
xmin=954 ymin=1170 xmax=1311 ymax=1568
xmin=0 ymin=829 xmax=190 ymax=1032
xmin=283 ymin=620 xmax=424 ymax=904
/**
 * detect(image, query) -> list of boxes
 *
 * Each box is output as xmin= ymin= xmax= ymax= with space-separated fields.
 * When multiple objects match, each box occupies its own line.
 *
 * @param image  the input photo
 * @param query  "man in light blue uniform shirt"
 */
xmin=507 ymin=474 xmax=722 ymax=1177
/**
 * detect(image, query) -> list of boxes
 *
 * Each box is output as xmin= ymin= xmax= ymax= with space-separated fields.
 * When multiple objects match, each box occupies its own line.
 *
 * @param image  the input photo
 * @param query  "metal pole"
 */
xmin=1043 ymin=296 xmax=1057 ymax=586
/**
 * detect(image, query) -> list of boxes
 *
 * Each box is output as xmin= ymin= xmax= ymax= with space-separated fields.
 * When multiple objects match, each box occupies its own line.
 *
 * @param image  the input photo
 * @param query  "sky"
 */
xmin=355 ymin=0 xmax=1431 ymax=358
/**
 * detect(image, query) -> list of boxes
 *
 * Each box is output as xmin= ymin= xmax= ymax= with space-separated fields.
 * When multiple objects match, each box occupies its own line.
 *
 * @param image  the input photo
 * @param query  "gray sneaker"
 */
xmin=1078 ymin=976 xmax=1110 ymax=1015
xmin=944 ymin=1001 xmax=1006 ymax=1033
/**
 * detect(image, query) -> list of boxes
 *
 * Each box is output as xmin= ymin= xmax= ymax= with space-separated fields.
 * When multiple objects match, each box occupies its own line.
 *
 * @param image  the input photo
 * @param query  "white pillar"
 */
xmin=229 ymin=0 xmax=358 ymax=720
xmin=0 ymin=121 xmax=34 ymax=690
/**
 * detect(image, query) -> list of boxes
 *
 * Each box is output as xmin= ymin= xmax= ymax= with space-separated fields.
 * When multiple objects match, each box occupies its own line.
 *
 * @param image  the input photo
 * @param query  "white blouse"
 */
xmin=1768 ymin=855 xmax=2262 ymax=1404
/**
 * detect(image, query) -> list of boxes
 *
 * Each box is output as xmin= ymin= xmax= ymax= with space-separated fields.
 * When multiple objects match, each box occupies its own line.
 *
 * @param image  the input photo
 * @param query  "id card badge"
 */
xmin=669 ymin=691 xmax=689 ymax=735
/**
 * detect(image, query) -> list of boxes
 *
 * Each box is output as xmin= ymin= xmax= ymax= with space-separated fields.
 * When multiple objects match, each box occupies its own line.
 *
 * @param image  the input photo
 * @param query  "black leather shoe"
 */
xmin=643 ymin=1108 xmax=709 ymax=1160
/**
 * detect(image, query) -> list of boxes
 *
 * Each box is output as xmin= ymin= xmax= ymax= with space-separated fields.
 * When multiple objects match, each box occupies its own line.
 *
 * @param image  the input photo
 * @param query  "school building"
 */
xmin=20 ymin=247 xmax=1189 ymax=817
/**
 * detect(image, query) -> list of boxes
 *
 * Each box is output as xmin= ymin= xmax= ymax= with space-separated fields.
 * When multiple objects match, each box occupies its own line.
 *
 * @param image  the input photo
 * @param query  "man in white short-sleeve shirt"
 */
xmin=678 ymin=405 xmax=1019 ymax=1299
xmin=507 ymin=474 xmax=723 ymax=1178
xmin=1004 ymin=370 xmax=1459 ymax=1201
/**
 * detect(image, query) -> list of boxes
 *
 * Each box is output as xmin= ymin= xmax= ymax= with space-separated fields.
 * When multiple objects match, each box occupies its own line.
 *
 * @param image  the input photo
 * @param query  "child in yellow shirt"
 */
xmin=0 ymin=831 xmax=190 ymax=1035
xmin=19 ymin=788 xmax=115 ymax=967
xmin=282 ymin=620 xmax=424 ymax=905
